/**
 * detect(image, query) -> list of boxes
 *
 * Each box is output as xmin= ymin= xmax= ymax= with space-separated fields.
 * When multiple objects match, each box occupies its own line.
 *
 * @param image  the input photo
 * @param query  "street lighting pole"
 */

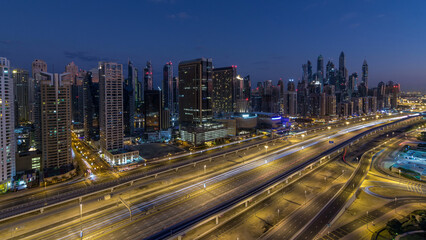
xmin=304 ymin=190 xmax=307 ymax=204
xmin=395 ymin=197 xmax=397 ymax=214
xmin=204 ymin=165 xmax=206 ymax=173
xmin=79 ymin=202 xmax=83 ymax=239
xmin=366 ymin=211 xmax=369 ymax=230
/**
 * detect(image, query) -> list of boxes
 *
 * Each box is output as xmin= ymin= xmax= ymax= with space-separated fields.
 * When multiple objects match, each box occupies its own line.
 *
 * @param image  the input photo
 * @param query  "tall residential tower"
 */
xmin=40 ymin=72 xmax=72 ymax=171
xmin=0 ymin=57 xmax=15 ymax=183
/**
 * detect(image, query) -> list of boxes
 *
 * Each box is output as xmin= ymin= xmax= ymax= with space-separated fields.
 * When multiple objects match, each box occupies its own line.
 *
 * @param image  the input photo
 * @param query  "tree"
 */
xmin=386 ymin=219 xmax=402 ymax=236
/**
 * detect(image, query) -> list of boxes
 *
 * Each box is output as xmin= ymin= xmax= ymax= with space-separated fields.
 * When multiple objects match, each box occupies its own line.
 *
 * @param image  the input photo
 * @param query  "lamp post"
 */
xmin=264 ymin=145 xmax=269 ymax=154
xmin=395 ymin=197 xmax=397 ymax=214
xmin=79 ymin=202 xmax=83 ymax=239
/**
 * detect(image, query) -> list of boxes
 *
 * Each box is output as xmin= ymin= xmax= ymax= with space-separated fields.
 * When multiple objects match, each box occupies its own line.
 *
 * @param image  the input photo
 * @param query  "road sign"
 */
xmin=329 ymin=141 xmax=334 ymax=144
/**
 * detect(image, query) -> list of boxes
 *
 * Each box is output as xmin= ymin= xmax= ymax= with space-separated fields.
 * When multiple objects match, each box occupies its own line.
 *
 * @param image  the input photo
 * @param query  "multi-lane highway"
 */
xmin=0 ymin=115 xmax=397 ymax=222
xmin=0 ymin=114 xmax=420 ymax=240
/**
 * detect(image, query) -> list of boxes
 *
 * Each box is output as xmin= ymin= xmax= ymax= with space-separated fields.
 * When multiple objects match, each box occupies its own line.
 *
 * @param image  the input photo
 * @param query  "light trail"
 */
xmin=52 ymin=119 xmax=395 ymax=240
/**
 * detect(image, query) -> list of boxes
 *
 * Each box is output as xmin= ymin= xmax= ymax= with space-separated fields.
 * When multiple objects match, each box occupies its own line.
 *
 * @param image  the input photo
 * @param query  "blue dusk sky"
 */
xmin=1 ymin=0 xmax=425 ymax=91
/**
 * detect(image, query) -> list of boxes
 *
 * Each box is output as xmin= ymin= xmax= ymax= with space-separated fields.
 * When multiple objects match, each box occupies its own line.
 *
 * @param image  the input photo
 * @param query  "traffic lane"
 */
xmin=264 ymin=127 xmax=398 ymax=240
xmin=0 ymin=118 xmax=382 ymax=212
xmin=318 ymin=198 xmax=426 ymax=240
xmin=95 ymin=124 xmax=384 ymax=240
xmin=4 ymin=138 xmax=304 ymax=239
xmin=30 ymin=120 xmax=386 ymax=240
xmin=0 ymin=118 xmax=392 ymax=234
xmin=197 ymin=161 xmax=351 ymax=240
xmin=204 ymin=136 xmax=378 ymax=240
xmin=87 ymin=131 xmax=366 ymax=240
xmin=294 ymin=147 xmax=373 ymax=240
xmin=34 ymin=138 xmax=332 ymax=237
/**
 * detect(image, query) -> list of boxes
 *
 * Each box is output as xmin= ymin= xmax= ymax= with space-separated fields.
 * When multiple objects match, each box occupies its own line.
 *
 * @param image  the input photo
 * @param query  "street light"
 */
xmin=366 ymin=211 xmax=369 ymax=230
xmin=79 ymin=202 xmax=83 ymax=239
xmin=264 ymin=145 xmax=269 ymax=153
xmin=204 ymin=165 xmax=206 ymax=173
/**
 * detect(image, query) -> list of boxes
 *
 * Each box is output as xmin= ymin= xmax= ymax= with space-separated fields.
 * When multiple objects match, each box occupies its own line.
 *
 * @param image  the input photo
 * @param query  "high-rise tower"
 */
xmin=178 ymin=58 xmax=213 ymax=126
xmin=31 ymin=59 xmax=47 ymax=150
xmin=338 ymin=51 xmax=348 ymax=90
xmin=0 ymin=57 xmax=16 ymax=183
xmin=172 ymin=76 xmax=179 ymax=123
xmin=162 ymin=62 xmax=173 ymax=112
xmin=143 ymin=61 xmax=153 ymax=93
xmin=212 ymin=66 xmax=237 ymax=115
xmin=12 ymin=68 xmax=30 ymax=125
xmin=362 ymin=59 xmax=368 ymax=89
xmin=325 ymin=60 xmax=336 ymax=86
xmin=40 ymin=72 xmax=72 ymax=171
xmin=128 ymin=61 xmax=141 ymax=111
xmin=317 ymin=55 xmax=324 ymax=82
xmin=83 ymin=71 xmax=100 ymax=141
xmin=124 ymin=61 xmax=135 ymax=136
xmin=99 ymin=62 xmax=124 ymax=152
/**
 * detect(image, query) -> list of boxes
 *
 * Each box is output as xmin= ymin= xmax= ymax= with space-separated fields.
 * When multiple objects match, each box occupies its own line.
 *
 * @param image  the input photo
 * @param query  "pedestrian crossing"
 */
xmin=405 ymin=182 xmax=424 ymax=194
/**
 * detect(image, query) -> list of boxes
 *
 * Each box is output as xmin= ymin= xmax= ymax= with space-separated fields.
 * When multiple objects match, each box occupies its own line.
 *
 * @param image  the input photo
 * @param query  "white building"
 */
xmin=0 ymin=57 xmax=15 ymax=189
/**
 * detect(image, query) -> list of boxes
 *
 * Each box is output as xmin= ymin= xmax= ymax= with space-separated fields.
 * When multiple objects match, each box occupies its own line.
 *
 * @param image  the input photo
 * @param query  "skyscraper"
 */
xmin=144 ymin=90 xmax=161 ymax=132
xmin=31 ymin=59 xmax=47 ymax=150
xmin=338 ymin=51 xmax=348 ymax=91
xmin=143 ymin=61 xmax=153 ymax=93
xmin=212 ymin=66 xmax=236 ymax=116
xmin=325 ymin=60 xmax=336 ymax=86
xmin=162 ymin=62 xmax=173 ymax=112
xmin=307 ymin=60 xmax=313 ymax=83
xmin=65 ymin=62 xmax=78 ymax=84
xmin=83 ymin=71 xmax=100 ymax=141
xmin=284 ymin=79 xmax=297 ymax=116
xmin=242 ymin=75 xmax=251 ymax=112
xmin=0 ymin=57 xmax=16 ymax=183
xmin=172 ymin=76 xmax=179 ymax=123
xmin=128 ymin=61 xmax=141 ymax=112
xmin=317 ymin=55 xmax=324 ymax=82
xmin=123 ymin=61 xmax=135 ymax=136
xmin=12 ymin=68 xmax=30 ymax=125
xmin=348 ymin=72 xmax=358 ymax=97
xmin=362 ymin=59 xmax=368 ymax=89
xmin=99 ymin=62 xmax=124 ymax=152
xmin=40 ymin=72 xmax=72 ymax=171
xmin=178 ymin=58 xmax=213 ymax=126
xmin=359 ymin=59 xmax=369 ymax=97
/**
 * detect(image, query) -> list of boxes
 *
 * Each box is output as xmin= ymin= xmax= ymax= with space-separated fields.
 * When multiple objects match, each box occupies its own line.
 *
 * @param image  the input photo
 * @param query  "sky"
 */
xmin=1 ymin=0 xmax=426 ymax=91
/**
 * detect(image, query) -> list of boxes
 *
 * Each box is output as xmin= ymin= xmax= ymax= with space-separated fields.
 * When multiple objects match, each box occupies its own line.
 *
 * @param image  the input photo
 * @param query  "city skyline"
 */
xmin=1 ymin=2 xmax=426 ymax=240
xmin=1 ymin=0 xmax=426 ymax=91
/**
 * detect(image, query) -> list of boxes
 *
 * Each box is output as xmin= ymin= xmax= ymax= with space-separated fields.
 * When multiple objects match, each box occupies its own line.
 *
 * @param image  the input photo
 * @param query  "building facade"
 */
xmin=212 ymin=66 xmax=236 ymax=116
xmin=178 ymin=58 xmax=213 ymax=126
xmin=40 ymin=72 xmax=72 ymax=171
xmin=99 ymin=62 xmax=124 ymax=152
xmin=0 ymin=57 xmax=16 ymax=184
xmin=12 ymin=68 xmax=30 ymax=125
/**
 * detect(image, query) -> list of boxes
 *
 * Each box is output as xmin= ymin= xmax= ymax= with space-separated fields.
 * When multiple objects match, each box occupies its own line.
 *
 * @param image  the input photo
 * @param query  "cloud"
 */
xmin=0 ymin=39 xmax=22 ymax=45
xmin=340 ymin=12 xmax=357 ymax=22
xmin=64 ymin=51 xmax=118 ymax=63
xmin=64 ymin=51 xmax=99 ymax=62
xmin=350 ymin=23 xmax=360 ymax=28
xmin=148 ymin=0 xmax=175 ymax=3
xmin=168 ymin=12 xmax=191 ymax=19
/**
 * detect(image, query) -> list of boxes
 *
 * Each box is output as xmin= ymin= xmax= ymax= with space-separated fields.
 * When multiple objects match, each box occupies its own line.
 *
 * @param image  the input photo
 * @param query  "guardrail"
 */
xmin=145 ymin=115 xmax=421 ymax=240
xmin=0 ymin=131 xmax=286 ymax=222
